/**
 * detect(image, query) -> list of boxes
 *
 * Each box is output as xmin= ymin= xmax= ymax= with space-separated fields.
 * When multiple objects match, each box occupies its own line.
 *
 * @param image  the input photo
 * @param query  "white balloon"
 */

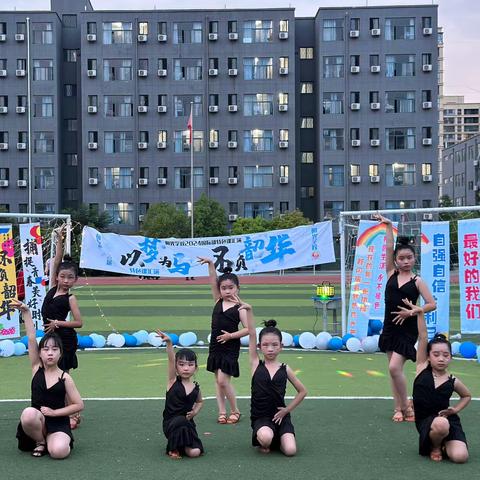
xmin=346 ymin=337 xmax=362 ymax=352
xmin=281 ymin=332 xmax=293 ymax=347
xmin=148 ymin=331 xmax=163 ymax=347
xmin=316 ymin=331 xmax=332 ymax=350
xmin=207 ymin=333 xmax=211 ymax=344
xmin=299 ymin=332 xmax=316 ymax=349
xmin=111 ymin=334 xmax=125 ymax=348
xmin=361 ymin=336 xmax=377 ymax=353
xmin=451 ymin=341 xmax=461 ymax=355
xmin=197 ymin=340 xmax=205 ymax=346
xmin=240 ymin=335 xmax=250 ymax=346
xmin=107 ymin=333 xmax=117 ymax=346
xmin=0 ymin=339 xmax=15 ymax=357
xmin=179 ymin=331 xmax=197 ymax=347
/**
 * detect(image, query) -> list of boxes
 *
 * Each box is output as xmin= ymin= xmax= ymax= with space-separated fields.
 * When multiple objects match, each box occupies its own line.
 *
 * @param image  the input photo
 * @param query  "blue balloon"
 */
xmin=123 ymin=333 xmax=137 ymax=347
xmin=293 ymin=334 xmax=300 ymax=347
xmin=133 ymin=330 xmax=149 ymax=345
xmin=342 ymin=333 xmax=354 ymax=346
xmin=459 ymin=341 xmax=477 ymax=359
xmin=90 ymin=334 xmax=106 ymax=348
xmin=35 ymin=329 xmax=44 ymax=338
xmin=20 ymin=336 xmax=29 ymax=347
xmin=369 ymin=320 xmax=383 ymax=334
xmin=328 ymin=336 xmax=343 ymax=351
xmin=169 ymin=333 xmax=179 ymax=346
xmin=367 ymin=326 xmax=373 ymax=336
xmin=179 ymin=332 xmax=197 ymax=347
xmin=14 ymin=342 xmax=27 ymax=356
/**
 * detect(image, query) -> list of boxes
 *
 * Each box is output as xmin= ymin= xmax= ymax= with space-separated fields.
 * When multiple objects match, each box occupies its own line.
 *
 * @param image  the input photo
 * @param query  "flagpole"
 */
xmin=190 ymin=102 xmax=194 ymax=238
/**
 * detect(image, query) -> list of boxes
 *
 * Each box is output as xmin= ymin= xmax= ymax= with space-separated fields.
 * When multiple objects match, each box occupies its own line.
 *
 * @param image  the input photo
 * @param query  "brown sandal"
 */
xmin=392 ymin=409 xmax=404 ymax=422
xmin=430 ymin=448 xmax=443 ymax=462
xmin=217 ymin=413 xmax=228 ymax=424
xmin=227 ymin=411 xmax=241 ymax=424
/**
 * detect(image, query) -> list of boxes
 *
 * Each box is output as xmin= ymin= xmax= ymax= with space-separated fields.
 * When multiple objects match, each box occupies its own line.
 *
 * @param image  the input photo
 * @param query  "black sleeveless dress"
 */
xmin=162 ymin=377 xmax=204 ymax=454
xmin=250 ymin=361 xmax=295 ymax=448
xmin=413 ymin=365 xmax=467 ymax=455
xmin=206 ymin=300 xmax=241 ymax=377
xmin=41 ymin=286 xmax=78 ymax=371
xmin=378 ymin=271 xmax=420 ymax=361
xmin=16 ymin=367 xmax=73 ymax=451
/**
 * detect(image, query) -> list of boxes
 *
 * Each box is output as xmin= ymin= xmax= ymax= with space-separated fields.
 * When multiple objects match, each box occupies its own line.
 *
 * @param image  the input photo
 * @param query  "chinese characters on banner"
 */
xmin=80 ymin=222 xmax=335 ymax=277
xmin=347 ymin=220 xmax=397 ymax=338
xmin=19 ymin=223 xmax=47 ymax=330
xmin=458 ymin=219 xmax=480 ymax=333
xmin=0 ymin=225 xmax=19 ymax=339
xmin=420 ymin=222 xmax=450 ymax=339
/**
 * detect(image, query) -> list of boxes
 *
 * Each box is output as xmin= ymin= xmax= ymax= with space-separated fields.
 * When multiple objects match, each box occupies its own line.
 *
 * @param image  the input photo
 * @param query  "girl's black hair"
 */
xmin=175 ymin=348 xmax=198 ymax=366
xmin=57 ymin=254 xmax=79 ymax=277
xmin=259 ymin=319 xmax=282 ymax=342
xmin=39 ymin=332 xmax=64 ymax=358
xmin=427 ymin=333 xmax=452 ymax=355
xmin=394 ymin=236 xmax=416 ymax=257
xmin=217 ymin=266 xmax=240 ymax=288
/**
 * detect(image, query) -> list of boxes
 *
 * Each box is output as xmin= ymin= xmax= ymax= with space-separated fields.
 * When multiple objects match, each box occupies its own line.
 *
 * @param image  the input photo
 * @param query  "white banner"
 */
xmin=80 ymin=222 xmax=335 ymax=277
xmin=19 ymin=223 xmax=47 ymax=330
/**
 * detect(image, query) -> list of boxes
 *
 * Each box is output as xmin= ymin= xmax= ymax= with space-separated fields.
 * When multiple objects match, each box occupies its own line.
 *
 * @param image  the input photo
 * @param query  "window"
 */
xmin=279 ymin=57 xmax=289 ymax=70
xmin=103 ymin=22 xmax=133 ymax=44
xmin=139 ymin=95 xmax=148 ymax=107
xmin=228 ymin=130 xmax=238 ymax=142
xmin=385 ymin=18 xmax=415 ymax=40
xmin=17 ymin=58 xmax=26 ymax=70
xmin=0 ymin=96 xmax=6 ymax=108
xmin=174 ymin=130 xmax=203 ymax=153
xmin=174 ymin=95 xmax=202 ymax=117
xmin=279 ymin=165 xmax=289 ymax=177
xmin=350 ymin=164 xmax=360 ymax=177
xmin=0 ymin=23 xmax=6 ymax=35
xmin=229 ymin=202 xmax=238 ymax=215
xmin=323 ymin=166 xmax=344 ymax=186
xmin=139 ymin=22 xmax=148 ymax=35
xmin=350 ymin=55 xmax=360 ymax=67
xmin=0 ymin=168 xmax=9 ymax=181
xmin=300 ymin=187 xmax=315 ymax=199
xmin=244 ymin=57 xmax=273 ymax=80
xmin=386 ymin=54 xmax=415 ymax=77
xmin=299 ymin=48 xmax=314 ymax=59
xmin=422 ymin=163 xmax=432 ymax=176
xmin=279 ymin=20 xmax=289 ymax=32
xmin=88 ymin=168 xmax=99 ymax=180
xmin=104 ymin=96 xmax=133 ymax=117
xmin=280 ymin=202 xmax=289 ymax=214
xmin=64 ymin=50 xmax=78 ymax=62
xmin=229 ymin=165 xmax=238 ymax=178
xmin=103 ymin=59 xmax=132 ymax=81
xmin=174 ymin=58 xmax=202 ymax=80
xmin=386 ymin=163 xmax=416 ymax=186
xmin=243 ymin=130 xmax=273 ymax=152
xmin=422 ymin=53 xmax=432 ymax=65
xmin=158 ymin=22 xmax=167 ymax=35
xmin=87 ymin=22 xmax=97 ymax=35
xmin=228 ymin=94 xmax=238 ymax=107
xmin=33 ymin=132 xmax=54 ymax=153
xmin=138 ymin=58 xmax=148 ymax=71
xmin=158 ymin=167 xmax=168 ymax=179
xmin=370 ymin=128 xmax=379 ymax=141
xmin=350 ymin=128 xmax=360 ymax=141
xmin=64 ymin=84 xmax=76 ymax=97
xmin=173 ymin=22 xmax=202 ymax=44
xmin=139 ymin=131 xmax=149 ymax=143
xmin=422 ymin=90 xmax=432 ymax=103
xmin=323 ymin=92 xmax=344 ymax=114
xmin=105 ymin=203 xmax=134 ymax=225
xmin=279 ymin=129 xmax=289 ymax=141
xmin=62 ymin=15 xmax=77 ymax=28
xmin=323 ymin=201 xmax=344 ymax=219
xmin=323 ymin=129 xmax=344 ymax=150
xmin=35 ymin=204 xmax=55 ymax=214
xmin=228 ymin=21 xmax=237 ymax=34
xmin=422 ymin=127 xmax=432 ymax=139
xmin=157 ymin=130 xmax=167 ymax=143
xmin=386 ymin=128 xmax=415 ymax=150
xmin=323 ymin=19 xmax=344 ymax=41
xmin=33 ymin=96 xmax=53 ymax=117
xmin=243 ymin=20 xmax=272 ymax=43
xmin=323 ymin=56 xmax=344 ymax=78
xmin=228 ymin=57 xmax=237 ymax=70
xmin=209 ymin=21 xmax=218 ymax=34
xmin=33 ymin=59 xmax=53 ymax=81
xmin=66 ymin=154 xmax=78 ymax=166
xmin=65 ymin=119 xmax=77 ymax=131
xmin=301 ymin=152 xmax=314 ymax=164
xmin=350 ymin=18 xmax=360 ymax=31
xmin=34 ymin=167 xmax=54 ymax=189
xmin=278 ymin=92 xmax=288 ymax=107
xmin=209 ymin=94 xmax=218 ymax=107
xmin=32 ymin=23 xmax=53 ymax=44
xmin=370 ymin=54 xmax=380 ymax=67
xmin=244 ymin=202 xmax=274 ymax=219
xmin=370 ymin=18 xmax=380 ymax=30
xmin=422 ymin=17 xmax=432 ymax=29
xmin=209 ymin=58 xmax=219 ymax=70
xmin=18 ymin=168 xmax=28 ymax=180
xmin=385 ymin=91 xmax=415 ymax=113
xmin=301 ymin=83 xmax=313 ymax=94
xmin=104 ymin=132 xmax=133 ymax=153
xmin=158 ymin=95 xmax=167 ymax=107
xmin=18 ymin=132 xmax=27 ymax=144
xmin=243 ymin=94 xmax=273 ymax=116
xmin=104 ymin=167 xmax=134 ymax=189
xmin=301 ymin=117 xmax=314 ymax=128
xmin=244 ymin=166 xmax=274 ymax=188
xmin=370 ymin=91 xmax=379 ymax=104
xmin=174 ymin=167 xmax=204 ymax=188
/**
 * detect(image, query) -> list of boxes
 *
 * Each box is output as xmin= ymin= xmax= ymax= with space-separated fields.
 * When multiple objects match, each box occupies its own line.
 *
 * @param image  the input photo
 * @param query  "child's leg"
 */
xmin=387 ymin=352 xmax=408 ymax=411
xmin=214 ymin=371 xmax=227 ymax=416
xmin=46 ymin=432 xmax=71 ymax=459
xmin=444 ymin=440 xmax=468 ymax=464
xmin=280 ymin=433 xmax=297 ymax=457
xmin=184 ymin=447 xmax=202 ymax=458
xmin=256 ymin=426 xmax=274 ymax=452
xmin=429 ymin=416 xmax=449 ymax=460
xmin=20 ymin=407 xmax=45 ymax=443
xmin=216 ymin=369 xmax=239 ymax=414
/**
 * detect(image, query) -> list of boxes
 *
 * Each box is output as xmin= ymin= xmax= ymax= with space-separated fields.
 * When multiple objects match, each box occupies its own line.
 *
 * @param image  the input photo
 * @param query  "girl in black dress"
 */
xmin=242 ymin=299 xmax=307 ymax=456
xmin=11 ymin=299 xmax=84 ymax=458
xmin=198 ymin=258 xmax=249 ymax=424
xmin=156 ymin=331 xmax=204 ymax=459
xmin=375 ymin=214 xmax=436 ymax=422
xmin=402 ymin=299 xmax=470 ymax=462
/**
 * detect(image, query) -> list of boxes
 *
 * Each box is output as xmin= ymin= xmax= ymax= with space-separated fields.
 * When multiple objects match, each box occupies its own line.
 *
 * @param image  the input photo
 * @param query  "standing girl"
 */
xmin=197 ymin=258 xmax=249 ymax=424
xmin=12 ymin=299 xmax=84 ymax=458
xmin=404 ymin=299 xmax=470 ymax=462
xmin=375 ymin=214 xmax=436 ymax=422
xmin=242 ymin=300 xmax=307 ymax=455
xmin=156 ymin=331 xmax=204 ymax=459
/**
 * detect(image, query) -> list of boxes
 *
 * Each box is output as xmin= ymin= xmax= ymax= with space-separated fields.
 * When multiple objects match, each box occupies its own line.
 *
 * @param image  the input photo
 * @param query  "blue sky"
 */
xmin=4 ymin=0 xmax=479 ymax=102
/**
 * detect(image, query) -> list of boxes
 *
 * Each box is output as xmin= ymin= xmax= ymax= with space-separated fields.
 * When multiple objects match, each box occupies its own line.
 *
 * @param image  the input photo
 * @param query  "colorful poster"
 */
xmin=347 ymin=220 xmax=397 ymax=338
xmin=80 ymin=222 xmax=335 ymax=277
xmin=19 ymin=223 xmax=47 ymax=330
xmin=421 ymin=222 xmax=450 ymax=339
xmin=458 ymin=219 xmax=480 ymax=333
xmin=0 ymin=225 xmax=20 ymax=339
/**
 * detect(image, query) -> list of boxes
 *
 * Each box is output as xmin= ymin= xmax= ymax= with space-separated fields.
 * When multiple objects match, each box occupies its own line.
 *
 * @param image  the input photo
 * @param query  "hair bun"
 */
xmin=433 ymin=333 xmax=447 ymax=341
xmin=62 ymin=254 xmax=73 ymax=262
xmin=222 ymin=266 xmax=233 ymax=274
xmin=397 ymin=236 xmax=411 ymax=246
xmin=263 ymin=319 xmax=277 ymax=328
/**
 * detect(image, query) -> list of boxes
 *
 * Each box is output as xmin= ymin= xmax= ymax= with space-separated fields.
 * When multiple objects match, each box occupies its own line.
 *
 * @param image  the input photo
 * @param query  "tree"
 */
xmin=270 ymin=209 xmax=312 ymax=230
xmin=62 ymin=203 xmax=111 ymax=233
xmin=141 ymin=203 xmax=190 ymax=238
xmin=231 ymin=216 xmax=270 ymax=235
xmin=193 ymin=193 xmax=228 ymax=237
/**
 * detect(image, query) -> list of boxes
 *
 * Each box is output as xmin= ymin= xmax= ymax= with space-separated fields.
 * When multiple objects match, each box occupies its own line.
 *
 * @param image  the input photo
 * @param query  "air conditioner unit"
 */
xmin=157 ymin=141 xmax=166 ymax=149
xmin=350 ymin=103 xmax=360 ymax=110
xmin=157 ymin=69 xmax=167 ymax=77
xmin=157 ymin=34 xmax=167 ymax=42
xmin=228 ymin=32 xmax=238 ymax=40
xmin=209 ymin=105 xmax=219 ymax=113
xmin=349 ymin=30 xmax=360 ymax=38
xmin=278 ymin=141 xmax=289 ymax=148
xmin=370 ymin=28 xmax=381 ymax=36
xmin=87 ymin=70 xmax=96 ymax=77
xmin=138 ymin=142 xmax=148 ymax=149
xmin=138 ymin=178 xmax=148 ymax=186
xmin=87 ymin=105 xmax=97 ymax=113
xmin=137 ymin=69 xmax=148 ymax=77
xmin=228 ymin=177 xmax=238 ymax=184
xmin=16 ymin=69 xmax=26 ymax=77
xmin=351 ymin=140 xmax=361 ymax=147
xmin=208 ymin=33 xmax=218 ymax=41
xmin=423 ymin=138 xmax=433 ymax=146
xmin=0 ymin=70 xmax=7 ymax=77
xmin=0 ymin=106 xmax=7 ymax=114
xmin=423 ymin=27 xmax=433 ymax=35
xmin=137 ymin=34 xmax=147 ymax=42
xmin=279 ymin=67 xmax=289 ymax=75
xmin=422 ymin=174 xmax=433 ymax=182
xmin=228 ymin=105 xmax=238 ymax=112
xmin=17 ymin=180 xmax=27 ymax=187
xmin=350 ymin=66 xmax=360 ymax=74
xmin=87 ymin=142 xmax=98 ymax=150
xmin=351 ymin=176 xmax=361 ymax=183
xmin=279 ymin=176 xmax=289 ymax=184
xmin=0 ymin=34 xmax=7 ymax=42
xmin=86 ymin=33 xmax=97 ymax=42
xmin=370 ymin=102 xmax=380 ymax=110
xmin=157 ymin=177 xmax=167 ymax=185
xmin=17 ymin=142 xmax=27 ymax=150
xmin=228 ymin=214 xmax=238 ymax=221
xmin=422 ymin=64 xmax=433 ymax=72
xmin=279 ymin=31 xmax=289 ymax=40
xmin=15 ymin=33 xmax=25 ymax=41
xmin=370 ymin=65 xmax=381 ymax=73
xmin=370 ymin=175 xmax=380 ymax=183
xmin=209 ymin=177 xmax=219 ymax=184
xmin=0 ymin=180 xmax=9 ymax=187
xmin=351 ymin=214 xmax=361 ymax=220
xmin=422 ymin=101 xmax=433 ymax=109
xmin=423 ymin=213 xmax=433 ymax=220
xmin=209 ymin=141 xmax=219 ymax=149
xmin=227 ymin=141 xmax=237 ymax=149
xmin=370 ymin=139 xmax=380 ymax=147
xmin=16 ymin=106 xmax=26 ymax=114
xmin=228 ymin=68 xmax=238 ymax=76
xmin=137 ymin=105 xmax=148 ymax=113
xmin=208 ymin=68 xmax=218 ymax=76
xmin=0 ymin=143 xmax=8 ymax=150
xmin=138 ymin=214 xmax=145 ymax=222
xmin=278 ymin=104 xmax=288 ymax=112
xmin=88 ymin=178 xmax=98 ymax=185
xmin=474 ymin=185 xmax=479 ymax=192
xmin=157 ymin=105 xmax=167 ymax=113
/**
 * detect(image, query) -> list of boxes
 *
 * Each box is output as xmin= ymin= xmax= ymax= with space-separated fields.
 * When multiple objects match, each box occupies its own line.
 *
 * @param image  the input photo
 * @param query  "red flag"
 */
xmin=187 ymin=108 xmax=193 ymax=145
